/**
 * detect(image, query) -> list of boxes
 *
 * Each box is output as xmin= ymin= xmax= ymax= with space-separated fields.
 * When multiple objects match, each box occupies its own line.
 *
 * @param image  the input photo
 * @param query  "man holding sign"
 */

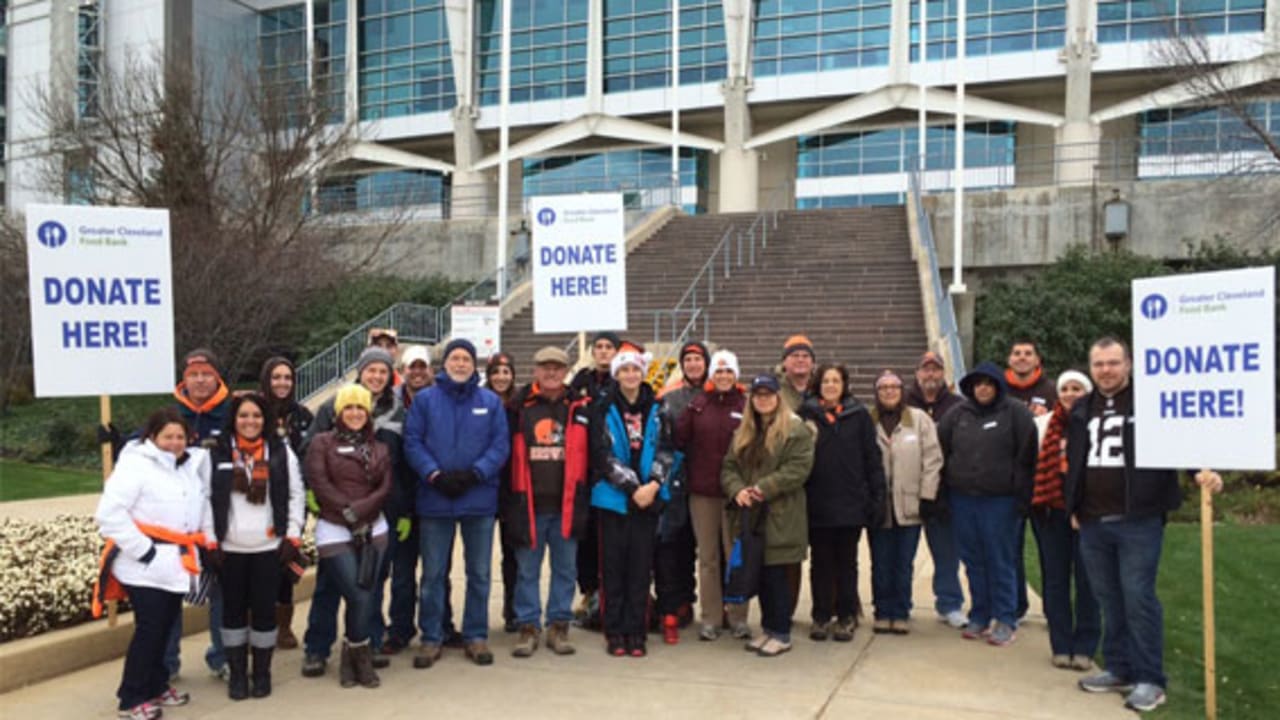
xmin=1066 ymin=336 xmax=1223 ymax=713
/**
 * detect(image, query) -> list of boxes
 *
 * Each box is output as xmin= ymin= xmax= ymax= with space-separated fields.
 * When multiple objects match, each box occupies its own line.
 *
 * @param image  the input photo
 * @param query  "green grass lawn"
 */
xmin=1024 ymin=522 xmax=1280 ymax=720
xmin=0 ymin=459 xmax=102 ymax=501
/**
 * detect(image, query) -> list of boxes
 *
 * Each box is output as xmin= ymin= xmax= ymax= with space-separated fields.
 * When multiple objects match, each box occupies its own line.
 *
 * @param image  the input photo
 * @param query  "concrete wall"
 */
xmin=927 ymin=175 xmax=1280 ymax=277
xmin=331 ymin=217 xmax=502 ymax=282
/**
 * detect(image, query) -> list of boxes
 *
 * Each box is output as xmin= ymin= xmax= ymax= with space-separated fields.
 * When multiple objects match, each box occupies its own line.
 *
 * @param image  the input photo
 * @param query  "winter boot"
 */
xmin=250 ymin=646 xmax=273 ymax=698
xmin=339 ymin=643 xmax=356 ymax=688
xmin=349 ymin=640 xmax=381 ymax=688
xmin=275 ymin=604 xmax=298 ymax=650
xmin=226 ymin=645 xmax=249 ymax=701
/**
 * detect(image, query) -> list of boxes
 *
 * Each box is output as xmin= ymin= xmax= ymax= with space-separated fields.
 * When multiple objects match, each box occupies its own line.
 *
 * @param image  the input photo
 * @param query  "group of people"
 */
xmin=93 ymin=328 xmax=1222 ymax=719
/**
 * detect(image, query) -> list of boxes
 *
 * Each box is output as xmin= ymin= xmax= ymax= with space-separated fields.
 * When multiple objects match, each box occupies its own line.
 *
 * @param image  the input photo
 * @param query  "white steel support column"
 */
xmin=588 ymin=0 xmax=604 ymax=112
xmin=497 ymin=0 xmax=513 ymax=298
xmin=917 ymin=0 xmax=928 ymax=173
xmin=951 ymin=0 xmax=967 ymax=295
xmin=718 ymin=0 xmax=758 ymax=212
xmin=446 ymin=0 xmax=491 ymax=217
xmin=671 ymin=0 xmax=681 ymax=205
xmin=1057 ymin=0 xmax=1101 ymax=186
xmin=345 ymin=0 xmax=358 ymax=125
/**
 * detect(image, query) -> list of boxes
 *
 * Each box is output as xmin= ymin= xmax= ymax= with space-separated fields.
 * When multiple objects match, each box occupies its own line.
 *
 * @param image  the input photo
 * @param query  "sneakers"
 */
xmin=379 ymin=636 xmax=409 ymax=655
xmin=465 ymin=640 xmax=494 ymax=666
xmin=730 ymin=622 xmax=752 ymax=640
xmin=546 ymin=621 xmax=576 ymax=655
xmin=662 ymin=614 xmax=680 ymax=645
xmin=830 ymin=618 xmax=855 ymax=643
xmin=209 ymin=663 xmax=231 ymax=682
xmin=150 ymin=687 xmax=189 ymax=708
xmin=698 ymin=624 xmax=721 ymax=641
xmin=940 ymin=609 xmax=968 ymax=629
xmin=872 ymin=618 xmax=893 ymax=634
xmin=961 ymin=621 xmax=990 ymax=640
xmin=512 ymin=625 xmax=540 ymax=658
xmin=300 ymin=653 xmax=326 ymax=677
xmin=890 ymin=619 xmax=910 ymax=635
xmin=1124 ymin=683 xmax=1167 ymax=712
xmin=809 ymin=621 xmax=829 ymax=641
xmin=1078 ymin=670 xmax=1136 ymax=694
xmin=987 ymin=622 xmax=1016 ymax=646
xmin=757 ymin=637 xmax=792 ymax=657
xmin=626 ymin=634 xmax=647 ymax=657
xmin=606 ymin=634 xmax=627 ymax=657
xmin=412 ymin=642 xmax=442 ymax=669
xmin=1069 ymin=655 xmax=1094 ymax=672
xmin=1052 ymin=654 xmax=1072 ymax=668
xmin=117 ymin=702 xmax=161 ymax=720
xmin=744 ymin=634 xmax=768 ymax=652
xmin=574 ymin=592 xmax=602 ymax=631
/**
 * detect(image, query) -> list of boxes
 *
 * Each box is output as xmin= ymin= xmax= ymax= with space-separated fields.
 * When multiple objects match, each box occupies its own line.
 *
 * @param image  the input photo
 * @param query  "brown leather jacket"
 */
xmin=304 ymin=431 xmax=392 ymax=528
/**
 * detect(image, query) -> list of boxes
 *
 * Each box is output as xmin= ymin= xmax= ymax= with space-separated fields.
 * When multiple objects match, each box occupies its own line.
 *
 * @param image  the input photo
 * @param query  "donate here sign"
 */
xmin=531 ymin=193 xmax=627 ymax=334
xmin=1132 ymin=266 xmax=1275 ymax=470
xmin=26 ymin=204 xmax=175 ymax=397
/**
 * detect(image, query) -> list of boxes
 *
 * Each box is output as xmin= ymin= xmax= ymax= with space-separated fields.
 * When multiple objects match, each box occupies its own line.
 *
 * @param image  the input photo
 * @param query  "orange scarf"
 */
xmin=819 ymin=397 xmax=843 ymax=425
xmin=173 ymin=381 xmax=230 ymax=414
xmin=1005 ymin=367 xmax=1043 ymax=391
xmin=93 ymin=521 xmax=208 ymax=618
xmin=1032 ymin=402 xmax=1069 ymax=509
xmin=234 ymin=435 xmax=269 ymax=504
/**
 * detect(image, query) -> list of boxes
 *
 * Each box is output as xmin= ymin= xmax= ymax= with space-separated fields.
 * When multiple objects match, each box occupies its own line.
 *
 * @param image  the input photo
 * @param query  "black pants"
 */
xmin=809 ymin=526 xmax=861 ymax=623
xmin=221 ymin=550 xmax=280 ymax=641
xmin=599 ymin=509 xmax=658 ymax=636
xmin=760 ymin=564 xmax=798 ymax=639
xmin=118 ymin=585 xmax=183 ymax=710
xmin=654 ymin=520 xmax=697 ymax=616
xmin=1016 ymin=518 xmax=1029 ymax=618
xmin=276 ymin=572 xmax=293 ymax=604
xmin=578 ymin=508 xmax=600 ymax=595
xmin=499 ymin=517 xmax=519 ymax=624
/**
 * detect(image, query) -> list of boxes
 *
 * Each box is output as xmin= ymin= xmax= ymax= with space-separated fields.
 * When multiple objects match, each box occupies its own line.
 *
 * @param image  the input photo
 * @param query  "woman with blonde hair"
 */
xmin=722 ymin=375 xmax=815 ymax=657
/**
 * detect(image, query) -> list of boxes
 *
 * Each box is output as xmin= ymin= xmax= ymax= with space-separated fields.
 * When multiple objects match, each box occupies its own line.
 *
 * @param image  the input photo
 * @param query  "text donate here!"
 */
xmin=542 ymin=243 xmax=616 ymax=297
xmin=1145 ymin=342 xmax=1262 ymax=419
xmin=43 ymin=276 xmax=162 ymax=349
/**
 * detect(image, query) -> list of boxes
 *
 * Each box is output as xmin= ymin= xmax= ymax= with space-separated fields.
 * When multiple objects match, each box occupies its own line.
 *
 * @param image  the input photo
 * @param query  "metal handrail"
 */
xmin=907 ymin=167 xmax=966 ymax=380
xmin=296 ymin=301 xmax=444 ymax=402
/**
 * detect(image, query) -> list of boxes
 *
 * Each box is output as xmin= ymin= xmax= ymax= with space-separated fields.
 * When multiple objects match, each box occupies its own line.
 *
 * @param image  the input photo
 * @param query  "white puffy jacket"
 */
xmin=94 ymin=440 xmax=212 ymax=594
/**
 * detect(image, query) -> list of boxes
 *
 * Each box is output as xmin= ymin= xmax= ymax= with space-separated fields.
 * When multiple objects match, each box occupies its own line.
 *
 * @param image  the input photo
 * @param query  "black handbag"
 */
xmin=354 ymin=528 xmax=377 ymax=590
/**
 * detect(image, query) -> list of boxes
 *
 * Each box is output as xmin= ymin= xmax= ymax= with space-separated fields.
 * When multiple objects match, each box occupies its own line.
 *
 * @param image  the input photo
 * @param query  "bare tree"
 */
xmin=27 ymin=49 xmax=406 ymax=379
xmin=0 ymin=215 xmax=33 ymax=412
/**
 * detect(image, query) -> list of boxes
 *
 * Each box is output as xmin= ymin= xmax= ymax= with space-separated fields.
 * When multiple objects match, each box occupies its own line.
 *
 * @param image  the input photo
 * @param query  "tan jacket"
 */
xmin=871 ymin=407 xmax=943 ymax=528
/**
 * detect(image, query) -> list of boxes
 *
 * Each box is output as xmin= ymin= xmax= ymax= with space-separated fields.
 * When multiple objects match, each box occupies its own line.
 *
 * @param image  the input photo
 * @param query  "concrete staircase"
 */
xmin=498 ymin=207 xmax=927 ymax=402
xmin=705 ymin=207 xmax=927 ymax=399
xmin=497 ymin=212 xmax=756 ymax=368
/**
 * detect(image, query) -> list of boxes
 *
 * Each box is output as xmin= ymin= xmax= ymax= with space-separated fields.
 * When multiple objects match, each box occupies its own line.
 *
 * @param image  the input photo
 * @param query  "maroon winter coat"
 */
xmin=674 ymin=384 xmax=746 ymax=498
xmin=304 ymin=430 xmax=393 ymax=528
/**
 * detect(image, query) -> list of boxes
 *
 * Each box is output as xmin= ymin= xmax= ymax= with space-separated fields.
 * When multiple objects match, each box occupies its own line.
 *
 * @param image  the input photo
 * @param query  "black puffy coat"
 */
xmin=799 ymin=395 xmax=886 ymax=528
xmin=936 ymin=362 xmax=1038 ymax=506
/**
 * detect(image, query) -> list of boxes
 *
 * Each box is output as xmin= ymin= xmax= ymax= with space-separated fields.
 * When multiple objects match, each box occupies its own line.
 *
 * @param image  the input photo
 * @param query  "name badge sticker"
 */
xmin=472 ymin=408 xmax=489 ymax=415
xmin=983 ymin=421 xmax=999 ymax=430
xmin=337 ymin=446 xmax=356 ymax=454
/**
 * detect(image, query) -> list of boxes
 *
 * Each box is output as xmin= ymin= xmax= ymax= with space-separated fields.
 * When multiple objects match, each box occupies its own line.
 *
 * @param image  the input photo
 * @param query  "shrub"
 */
xmin=0 ymin=515 xmax=100 ymax=642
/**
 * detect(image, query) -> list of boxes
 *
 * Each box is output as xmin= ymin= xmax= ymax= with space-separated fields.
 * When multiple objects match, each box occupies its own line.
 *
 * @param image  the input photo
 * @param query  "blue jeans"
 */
xmin=1078 ymin=515 xmax=1166 ymax=687
xmin=369 ymin=524 xmax=424 ymax=649
xmin=418 ymin=515 xmax=495 ymax=644
xmin=869 ymin=524 xmax=922 ymax=621
xmin=163 ymin=577 xmax=225 ymax=676
xmin=923 ymin=515 xmax=964 ymax=615
xmin=951 ymin=494 xmax=1020 ymax=628
xmin=513 ymin=513 xmax=578 ymax=628
xmin=1031 ymin=508 xmax=1100 ymax=657
xmin=318 ymin=547 xmax=384 ymax=643
xmin=303 ymin=559 xmax=341 ymax=659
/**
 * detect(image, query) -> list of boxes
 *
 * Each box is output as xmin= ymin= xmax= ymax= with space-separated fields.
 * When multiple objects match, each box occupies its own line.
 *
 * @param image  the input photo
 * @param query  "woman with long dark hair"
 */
xmin=208 ymin=394 xmax=305 ymax=700
xmin=722 ymin=375 xmax=815 ymax=657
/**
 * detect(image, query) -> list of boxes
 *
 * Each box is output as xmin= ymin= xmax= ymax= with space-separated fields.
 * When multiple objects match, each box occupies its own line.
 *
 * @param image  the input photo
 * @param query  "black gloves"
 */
xmin=279 ymin=539 xmax=302 ymax=567
xmin=919 ymin=498 xmax=949 ymax=524
xmin=96 ymin=423 xmax=121 ymax=445
xmin=605 ymin=459 xmax=641 ymax=495
xmin=434 ymin=470 xmax=480 ymax=499
xmin=202 ymin=546 xmax=225 ymax=573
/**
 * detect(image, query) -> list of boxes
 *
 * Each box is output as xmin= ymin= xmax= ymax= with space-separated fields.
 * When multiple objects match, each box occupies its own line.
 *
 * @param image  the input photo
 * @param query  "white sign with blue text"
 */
xmin=530 ymin=193 xmax=627 ymax=334
xmin=26 ymin=204 xmax=175 ymax=397
xmin=1132 ymin=266 xmax=1275 ymax=470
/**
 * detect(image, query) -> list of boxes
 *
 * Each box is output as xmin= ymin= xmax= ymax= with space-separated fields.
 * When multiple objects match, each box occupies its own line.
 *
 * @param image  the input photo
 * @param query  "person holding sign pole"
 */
xmin=1067 ymin=337 xmax=1223 ymax=713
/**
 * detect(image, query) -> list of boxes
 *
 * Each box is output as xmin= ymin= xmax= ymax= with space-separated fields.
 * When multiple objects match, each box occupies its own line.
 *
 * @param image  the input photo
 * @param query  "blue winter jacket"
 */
xmin=404 ymin=370 xmax=511 ymax=518
xmin=590 ymin=403 xmax=673 ymax=516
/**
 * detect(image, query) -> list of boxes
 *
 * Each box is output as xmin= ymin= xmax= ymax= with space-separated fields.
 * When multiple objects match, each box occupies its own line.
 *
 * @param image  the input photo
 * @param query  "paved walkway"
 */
xmin=0 ymin=522 xmax=1134 ymax=720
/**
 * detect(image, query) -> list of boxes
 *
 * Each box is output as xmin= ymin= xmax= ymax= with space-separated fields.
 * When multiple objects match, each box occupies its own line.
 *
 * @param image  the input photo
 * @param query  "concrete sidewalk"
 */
xmin=0 ymin=534 xmax=1133 ymax=719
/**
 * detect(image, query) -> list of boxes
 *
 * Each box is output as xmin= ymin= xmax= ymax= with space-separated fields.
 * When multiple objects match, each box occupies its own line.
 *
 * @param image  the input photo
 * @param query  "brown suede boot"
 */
xmin=348 ymin=641 xmax=381 ymax=688
xmin=275 ymin=604 xmax=298 ymax=650
xmin=339 ymin=643 xmax=356 ymax=688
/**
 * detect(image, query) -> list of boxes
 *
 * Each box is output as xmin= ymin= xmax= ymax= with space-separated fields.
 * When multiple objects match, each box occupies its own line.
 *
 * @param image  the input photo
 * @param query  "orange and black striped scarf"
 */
xmin=1032 ymin=402 xmax=1069 ymax=509
xmin=234 ymin=435 xmax=270 ymax=504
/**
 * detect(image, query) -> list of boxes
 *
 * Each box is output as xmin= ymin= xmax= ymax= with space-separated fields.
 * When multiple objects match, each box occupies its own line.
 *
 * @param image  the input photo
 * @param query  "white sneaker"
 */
xmin=941 ymin=610 xmax=967 ymax=629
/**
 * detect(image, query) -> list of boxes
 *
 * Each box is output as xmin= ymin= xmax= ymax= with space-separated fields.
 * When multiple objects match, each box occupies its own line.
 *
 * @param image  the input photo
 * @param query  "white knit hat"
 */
xmin=1056 ymin=369 xmax=1093 ymax=395
xmin=610 ymin=349 xmax=652 ymax=377
xmin=709 ymin=350 xmax=740 ymax=379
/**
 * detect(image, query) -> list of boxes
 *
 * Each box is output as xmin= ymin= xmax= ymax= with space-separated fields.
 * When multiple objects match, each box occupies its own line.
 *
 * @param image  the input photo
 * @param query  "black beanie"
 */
xmin=591 ymin=331 xmax=621 ymax=349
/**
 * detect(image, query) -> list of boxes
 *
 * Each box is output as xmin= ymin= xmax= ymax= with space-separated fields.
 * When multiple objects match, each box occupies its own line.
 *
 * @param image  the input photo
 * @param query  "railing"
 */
xmin=296 ymin=302 xmax=443 ymax=402
xmin=907 ymin=167 xmax=966 ymax=380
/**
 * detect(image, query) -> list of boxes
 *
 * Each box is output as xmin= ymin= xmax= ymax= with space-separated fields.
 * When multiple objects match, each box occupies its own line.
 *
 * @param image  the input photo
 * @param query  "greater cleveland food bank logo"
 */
xmin=1140 ymin=293 xmax=1168 ymax=320
xmin=36 ymin=220 xmax=69 ymax=249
